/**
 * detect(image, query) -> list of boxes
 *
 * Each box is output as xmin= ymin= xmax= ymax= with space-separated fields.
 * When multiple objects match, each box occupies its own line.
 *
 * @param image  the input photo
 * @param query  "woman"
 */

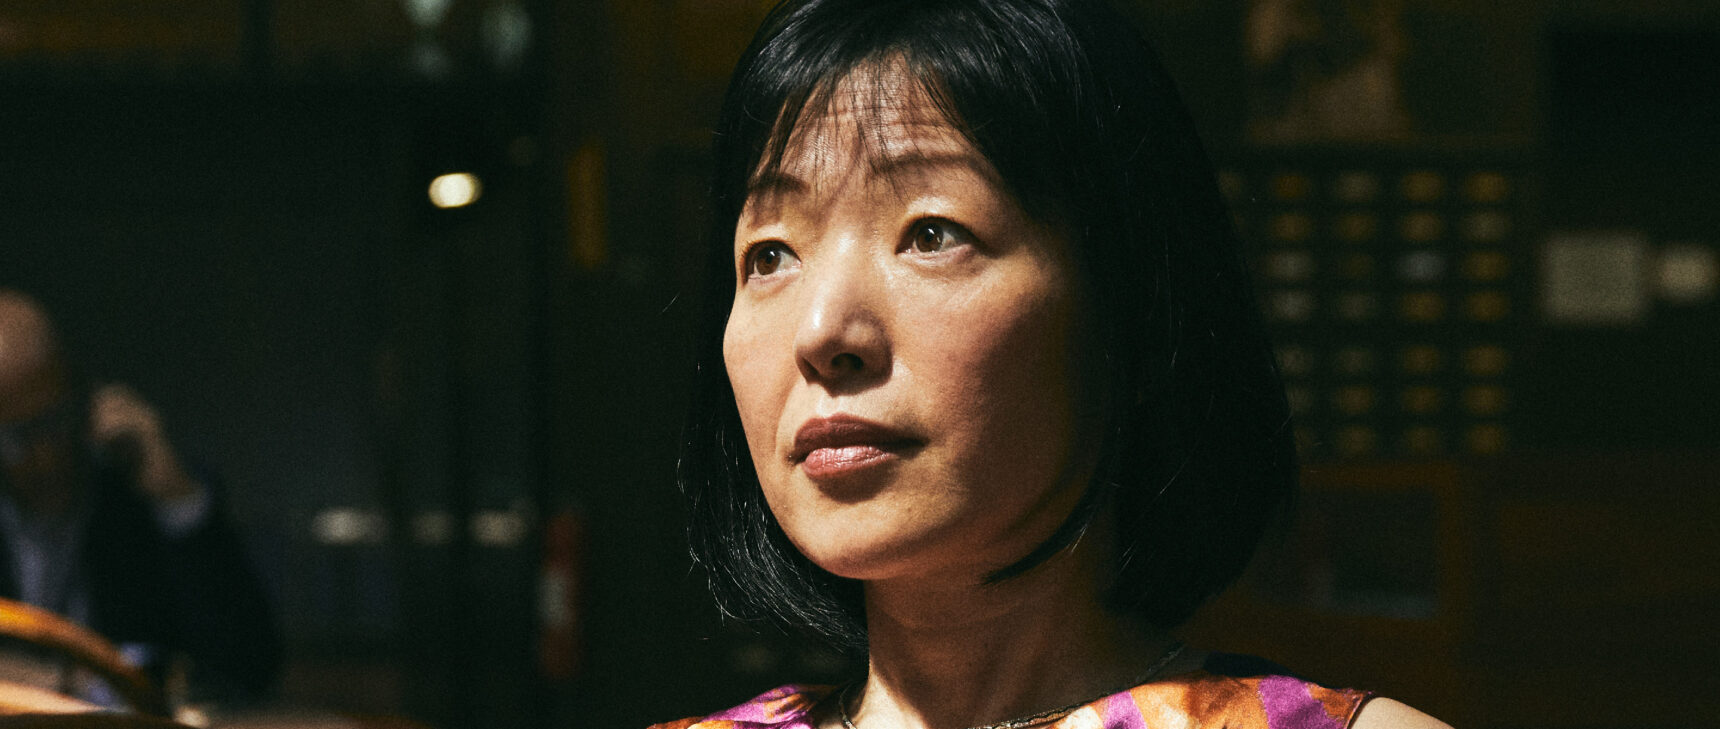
xmin=662 ymin=0 xmax=1449 ymax=727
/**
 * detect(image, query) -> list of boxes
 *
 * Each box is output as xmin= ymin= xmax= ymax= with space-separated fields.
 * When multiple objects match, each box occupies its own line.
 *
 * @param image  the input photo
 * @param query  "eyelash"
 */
xmin=737 ymin=216 xmax=975 ymax=281
xmin=741 ymin=240 xmax=798 ymax=280
xmin=903 ymin=217 xmax=977 ymax=255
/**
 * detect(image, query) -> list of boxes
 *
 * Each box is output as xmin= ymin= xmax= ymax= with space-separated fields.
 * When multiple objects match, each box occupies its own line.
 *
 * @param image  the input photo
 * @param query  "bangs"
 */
xmin=689 ymin=0 xmax=1288 ymax=651
xmin=712 ymin=0 xmax=1089 ymax=229
xmin=749 ymin=56 xmax=991 ymax=205
xmin=703 ymin=0 xmax=1113 ymax=617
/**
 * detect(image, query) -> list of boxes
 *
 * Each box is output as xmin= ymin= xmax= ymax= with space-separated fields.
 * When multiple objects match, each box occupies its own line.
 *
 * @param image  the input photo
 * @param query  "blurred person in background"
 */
xmin=0 ymin=289 xmax=279 ymax=705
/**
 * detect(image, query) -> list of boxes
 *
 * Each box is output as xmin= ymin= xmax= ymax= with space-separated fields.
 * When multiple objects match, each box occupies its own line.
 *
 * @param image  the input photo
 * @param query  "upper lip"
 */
xmin=789 ymin=414 xmax=919 ymax=462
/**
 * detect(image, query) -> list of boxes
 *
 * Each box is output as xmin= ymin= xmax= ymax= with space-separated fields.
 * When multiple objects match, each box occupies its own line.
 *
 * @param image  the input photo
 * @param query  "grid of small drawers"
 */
xmin=1219 ymin=162 xmax=1523 ymax=460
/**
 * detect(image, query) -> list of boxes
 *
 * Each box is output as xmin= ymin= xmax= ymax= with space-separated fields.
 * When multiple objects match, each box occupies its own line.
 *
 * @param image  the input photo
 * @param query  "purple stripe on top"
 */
xmin=1098 ymin=690 xmax=1147 ymax=729
xmin=1258 ymin=675 xmax=1348 ymax=729
xmin=704 ymin=685 xmax=821 ymax=725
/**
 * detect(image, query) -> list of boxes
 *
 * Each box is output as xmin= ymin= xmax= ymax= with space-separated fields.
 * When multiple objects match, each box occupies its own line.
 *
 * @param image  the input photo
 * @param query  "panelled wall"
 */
xmin=574 ymin=2 xmax=1719 ymax=729
xmin=0 ymin=1 xmax=1714 ymax=728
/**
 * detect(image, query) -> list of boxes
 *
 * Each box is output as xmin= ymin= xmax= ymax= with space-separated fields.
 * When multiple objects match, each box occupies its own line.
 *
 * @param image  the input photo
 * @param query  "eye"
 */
xmin=907 ymin=218 xmax=974 ymax=254
xmin=743 ymin=241 xmax=800 ymax=279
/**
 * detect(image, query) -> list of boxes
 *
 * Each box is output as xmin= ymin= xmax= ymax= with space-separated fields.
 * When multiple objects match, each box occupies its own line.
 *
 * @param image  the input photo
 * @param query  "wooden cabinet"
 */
xmin=1184 ymin=455 xmax=1720 ymax=729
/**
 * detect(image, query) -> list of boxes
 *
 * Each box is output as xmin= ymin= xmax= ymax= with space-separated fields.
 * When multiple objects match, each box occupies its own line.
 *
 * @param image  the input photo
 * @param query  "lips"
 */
xmin=790 ymin=415 xmax=921 ymax=480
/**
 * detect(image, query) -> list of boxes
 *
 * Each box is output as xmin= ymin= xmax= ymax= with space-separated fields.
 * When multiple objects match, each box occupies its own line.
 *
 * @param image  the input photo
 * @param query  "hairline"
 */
xmin=746 ymin=54 xmax=1006 ymax=201
xmin=691 ymin=0 xmax=1292 ymax=649
xmin=727 ymin=50 xmax=1118 ymax=588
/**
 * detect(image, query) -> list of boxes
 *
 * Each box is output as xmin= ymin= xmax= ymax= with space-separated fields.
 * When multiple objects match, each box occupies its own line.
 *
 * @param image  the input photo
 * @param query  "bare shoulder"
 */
xmin=1351 ymin=698 xmax=1453 ymax=729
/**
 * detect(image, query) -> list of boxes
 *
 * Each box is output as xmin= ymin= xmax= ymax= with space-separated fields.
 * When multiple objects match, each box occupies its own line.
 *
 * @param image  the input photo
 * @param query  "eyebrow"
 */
xmin=743 ymin=150 xmax=992 ymax=199
xmin=745 ymin=171 xmax=807 ymax=198
xmin=871 ymin=151 xmax=992 ymax=180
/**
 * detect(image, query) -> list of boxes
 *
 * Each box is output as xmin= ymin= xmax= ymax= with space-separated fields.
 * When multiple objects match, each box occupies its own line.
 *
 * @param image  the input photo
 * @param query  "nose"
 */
xmin=793 ymin=247 xmax=890 ymax=387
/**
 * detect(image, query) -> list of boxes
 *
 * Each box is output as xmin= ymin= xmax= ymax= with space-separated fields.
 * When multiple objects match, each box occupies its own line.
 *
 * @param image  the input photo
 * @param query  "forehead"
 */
xmin=0 ymin=301 xmax=65 ymax=400
xmin=754 ymin=63 xmax=991 ymax=187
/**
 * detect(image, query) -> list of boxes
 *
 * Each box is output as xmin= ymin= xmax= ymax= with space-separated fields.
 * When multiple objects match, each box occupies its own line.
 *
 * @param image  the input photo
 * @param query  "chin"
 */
xmin=791 ymin=534 xmax=894 ymax=580
xmin=786 ymin=522 xmax=935 ymax=583
xmin=799 ymin=520 xmax=1013 ymax=587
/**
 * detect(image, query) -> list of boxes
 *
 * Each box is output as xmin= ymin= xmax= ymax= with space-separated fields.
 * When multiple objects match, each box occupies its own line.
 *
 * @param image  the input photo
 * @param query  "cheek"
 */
xmin=936 ymin=280 xmax=1072 ymax=397
xmin=919 ymin=280 xmax=1079 ymax=466
xmin=723 ymin=311 xmax=784 ymax=471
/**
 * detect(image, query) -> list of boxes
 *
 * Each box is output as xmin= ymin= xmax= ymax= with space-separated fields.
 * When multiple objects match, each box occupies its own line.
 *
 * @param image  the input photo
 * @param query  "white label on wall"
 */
xmin=1656 ymin=243 xmax=1718 ymax=305
xmin=472 ymin=509 xmax=528 ymax=547
xmin=1541 ymin=232 xmax=1650 ymax=325
xmin=311 ymin=508 xmax=388 ymax=546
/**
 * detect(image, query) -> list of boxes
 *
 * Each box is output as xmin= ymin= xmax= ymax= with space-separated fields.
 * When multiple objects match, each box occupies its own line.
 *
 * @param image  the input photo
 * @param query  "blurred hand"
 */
xmin=88 ymin=384 xmax=197 ymax=503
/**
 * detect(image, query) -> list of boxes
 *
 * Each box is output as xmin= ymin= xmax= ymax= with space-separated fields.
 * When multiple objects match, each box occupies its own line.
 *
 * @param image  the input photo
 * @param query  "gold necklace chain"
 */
xmin=836 ymin=641 xmax=1185 ymax=729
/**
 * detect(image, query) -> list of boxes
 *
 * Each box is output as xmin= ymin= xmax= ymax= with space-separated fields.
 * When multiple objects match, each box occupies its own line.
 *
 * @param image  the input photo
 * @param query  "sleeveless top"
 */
xmin=648 ymin=655 xmax=1372 ymax=729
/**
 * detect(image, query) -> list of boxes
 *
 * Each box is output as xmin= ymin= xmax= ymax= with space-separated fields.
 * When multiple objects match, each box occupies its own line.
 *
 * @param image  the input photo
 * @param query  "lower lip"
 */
xmin=800 ymin=444 xmax=903 ymax=480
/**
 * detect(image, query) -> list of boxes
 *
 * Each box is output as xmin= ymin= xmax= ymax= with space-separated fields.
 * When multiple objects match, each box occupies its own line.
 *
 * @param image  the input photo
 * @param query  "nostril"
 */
xmin=831 ymin=353 xmax=864 ymax=373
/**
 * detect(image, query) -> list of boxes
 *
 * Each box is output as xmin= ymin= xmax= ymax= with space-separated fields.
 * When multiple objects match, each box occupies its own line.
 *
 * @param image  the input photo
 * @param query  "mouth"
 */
xmin=790 ymin=414 xmax=922 ymax=480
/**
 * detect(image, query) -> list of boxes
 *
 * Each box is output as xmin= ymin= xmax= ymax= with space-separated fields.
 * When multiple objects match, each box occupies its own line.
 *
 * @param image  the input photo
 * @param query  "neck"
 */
xmin=849 ymin=536 xmax=1173 ymax=729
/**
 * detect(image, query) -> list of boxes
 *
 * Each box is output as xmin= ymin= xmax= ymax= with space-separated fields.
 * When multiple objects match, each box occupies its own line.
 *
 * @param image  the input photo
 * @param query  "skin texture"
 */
xmin=723 ymin=69 xmax=1181 ymax=729
xmin=0 ymin=291 xmax=196 ymax=515
xmin=1353 ymin=698 xmax=1453 ymax=729
xmin=718 ymin=67 xmax=1456 ymax=728
xmin=724 ymin=87 xmax=1086 ymax=589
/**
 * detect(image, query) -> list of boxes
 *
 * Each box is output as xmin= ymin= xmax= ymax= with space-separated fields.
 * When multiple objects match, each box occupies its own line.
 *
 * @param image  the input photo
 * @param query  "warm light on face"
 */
xmin=721 ymin=77 xmax=1084 ymax=584
xmin=428 ymin=173 xmax=483 ymax=209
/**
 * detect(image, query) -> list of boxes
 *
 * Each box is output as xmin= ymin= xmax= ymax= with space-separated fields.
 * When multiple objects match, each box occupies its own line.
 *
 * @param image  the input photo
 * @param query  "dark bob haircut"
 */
xmin=680 ymin=0 xmax=1296 ymax=653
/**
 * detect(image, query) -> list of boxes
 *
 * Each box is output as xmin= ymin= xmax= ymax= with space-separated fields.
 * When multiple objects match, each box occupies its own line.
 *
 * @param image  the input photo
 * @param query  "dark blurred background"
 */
xmin=0 ymin=0 xmax=1714 ymax=728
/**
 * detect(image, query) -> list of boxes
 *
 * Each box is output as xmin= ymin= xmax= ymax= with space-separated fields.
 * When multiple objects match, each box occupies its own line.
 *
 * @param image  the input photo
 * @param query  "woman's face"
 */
xmin=723 ymin=74 xmax=1088 ymax=586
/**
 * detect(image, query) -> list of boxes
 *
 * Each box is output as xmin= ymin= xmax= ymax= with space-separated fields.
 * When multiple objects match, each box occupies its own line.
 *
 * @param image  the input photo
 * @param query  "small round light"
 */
xmin=429 ymin=172 xmax=483 ymax=209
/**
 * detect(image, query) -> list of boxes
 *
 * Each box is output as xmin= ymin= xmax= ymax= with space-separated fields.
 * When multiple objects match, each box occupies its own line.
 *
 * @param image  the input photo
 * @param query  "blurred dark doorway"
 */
xmin=0 ymin=81 xmax=546 ymax=728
